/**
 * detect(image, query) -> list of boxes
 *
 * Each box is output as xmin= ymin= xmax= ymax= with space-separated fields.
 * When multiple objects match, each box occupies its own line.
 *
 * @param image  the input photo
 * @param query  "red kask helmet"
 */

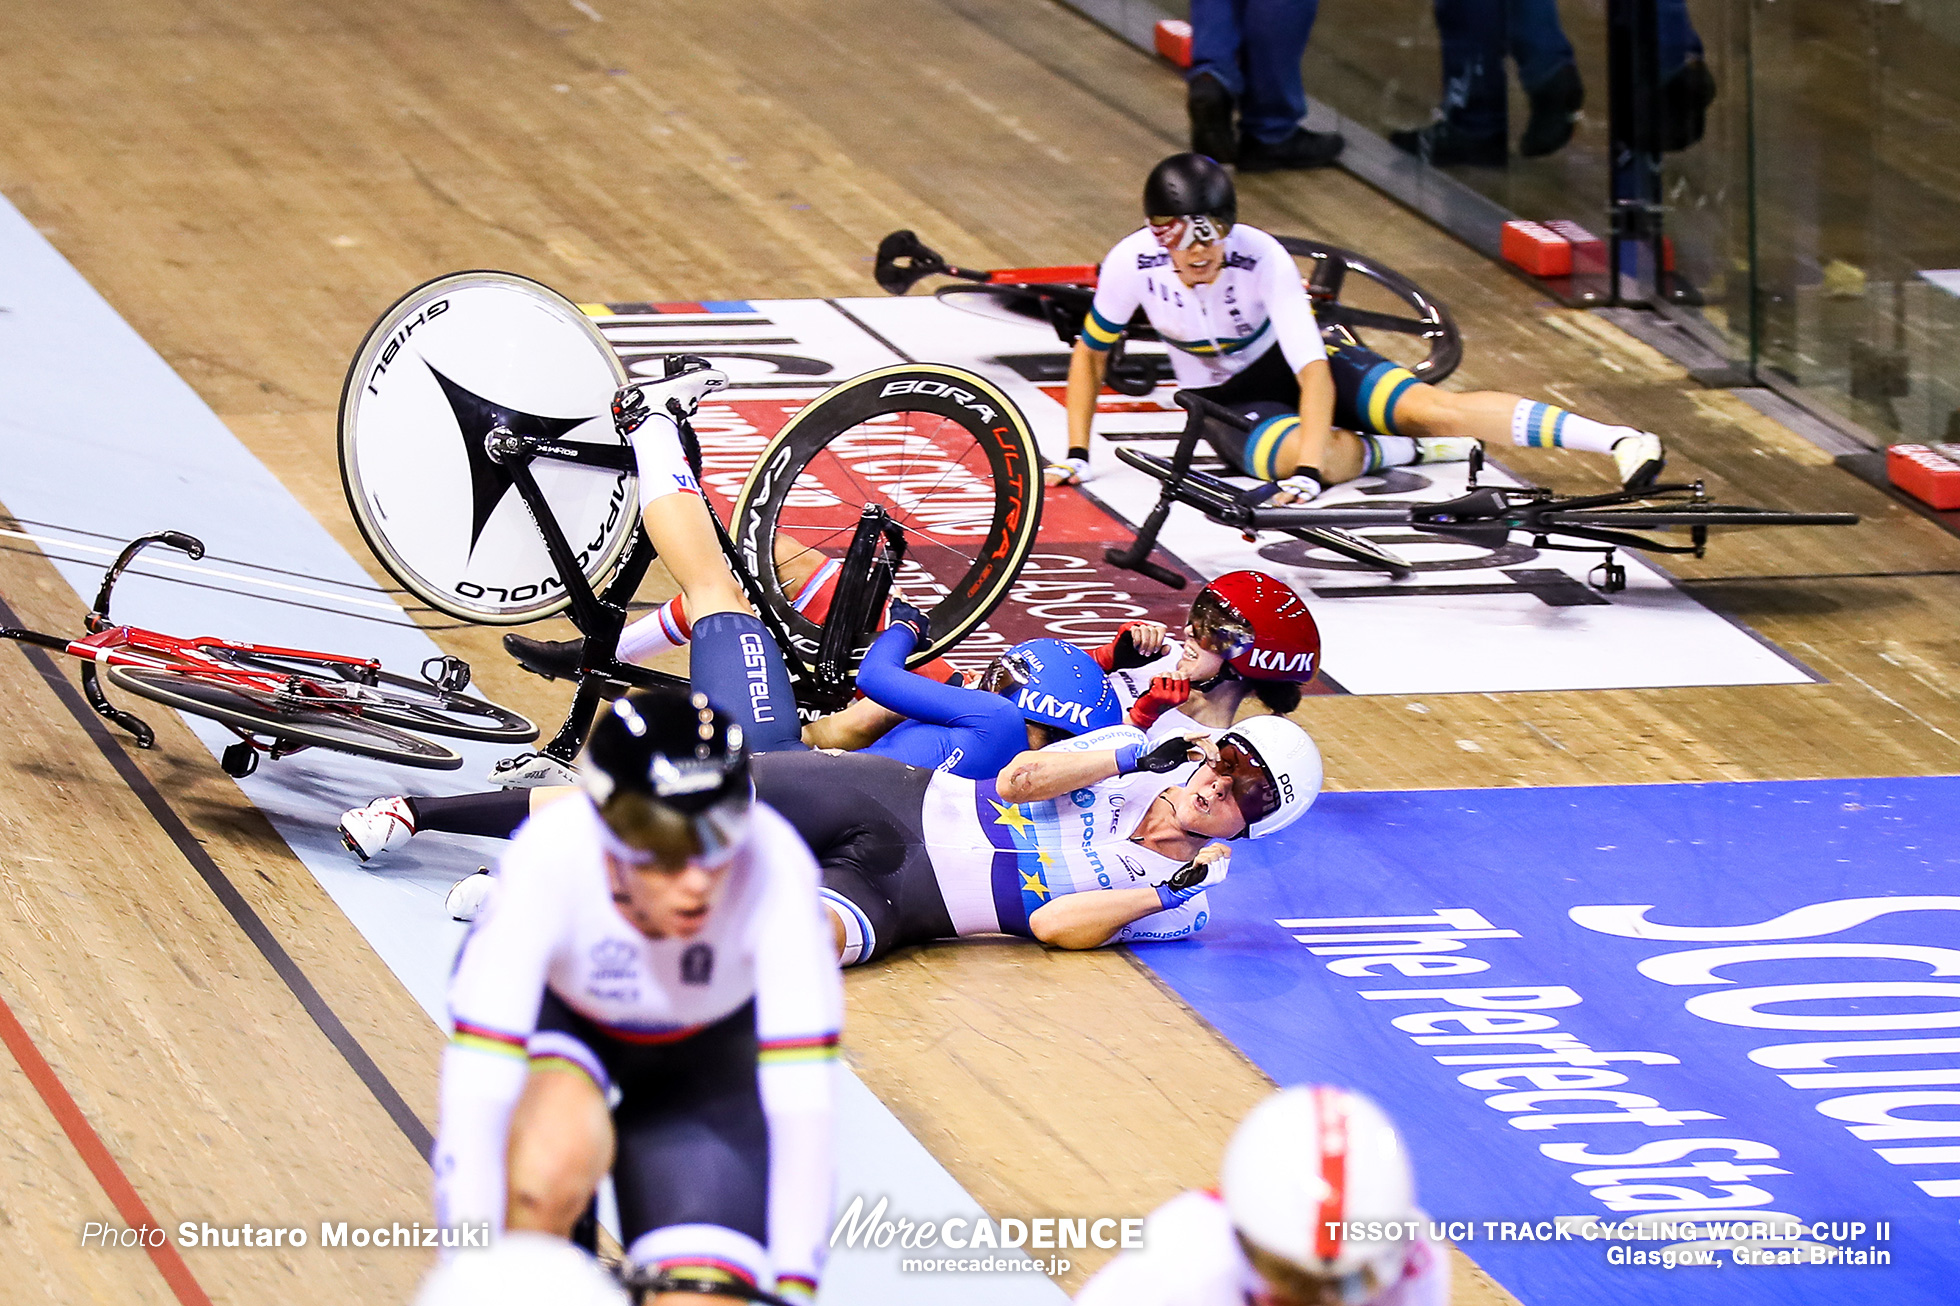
xmin=1189 ymin=570 xmax=1321 ymax=683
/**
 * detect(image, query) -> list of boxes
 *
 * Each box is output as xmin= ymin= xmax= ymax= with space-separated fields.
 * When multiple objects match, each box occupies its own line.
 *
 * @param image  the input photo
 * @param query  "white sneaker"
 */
xmin=338 ymin=797 xmax=417 ymax=862
xmin=1612 ymin=433 xmax=1666 ymax=491
xmin=445 ymin=869 xmax=495 ymax=923
xmin=488 ymin=751 xmax=582 ymax=788
xmin=1414 ymin=436 xmax=1479 ymax=464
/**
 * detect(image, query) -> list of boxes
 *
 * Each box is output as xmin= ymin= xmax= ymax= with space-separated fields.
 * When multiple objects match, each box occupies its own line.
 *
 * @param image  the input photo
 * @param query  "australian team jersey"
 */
xmin=1075 ymin=1190 xmax=1448 ymax=1306
xmin=1082 ymin=224 xmax=1328 ymax=389
xmin=915 ymin=725 xmax=1214 ymax=945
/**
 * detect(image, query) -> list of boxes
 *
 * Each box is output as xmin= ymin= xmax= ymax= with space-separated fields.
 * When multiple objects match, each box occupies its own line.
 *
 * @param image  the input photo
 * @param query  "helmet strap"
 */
xmin=1191 ymin=663 xmax=1239 ymax=694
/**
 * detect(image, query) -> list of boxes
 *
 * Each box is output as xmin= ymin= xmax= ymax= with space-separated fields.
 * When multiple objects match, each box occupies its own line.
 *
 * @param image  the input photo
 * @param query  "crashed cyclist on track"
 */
xmin=432 ymin=689 xmax=841 ymax=1305
xmin=1044 ymin=153 xmax=1667 ymax=501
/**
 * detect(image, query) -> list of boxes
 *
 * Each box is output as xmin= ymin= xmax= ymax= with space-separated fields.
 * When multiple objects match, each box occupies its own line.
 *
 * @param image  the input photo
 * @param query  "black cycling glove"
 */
xmin=887 ymin=598 xmax=929 ymax=645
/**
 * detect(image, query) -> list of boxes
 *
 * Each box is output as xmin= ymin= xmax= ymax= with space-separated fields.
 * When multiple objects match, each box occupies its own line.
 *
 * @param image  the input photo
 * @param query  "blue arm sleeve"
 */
xmin=855 ymin=626 xmax=1001 ymax=731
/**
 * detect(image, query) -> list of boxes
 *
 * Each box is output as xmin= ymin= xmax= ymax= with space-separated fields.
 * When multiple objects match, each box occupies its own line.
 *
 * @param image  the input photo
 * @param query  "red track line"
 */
xmin=0 ymin=983 xmax=214 ymax=1306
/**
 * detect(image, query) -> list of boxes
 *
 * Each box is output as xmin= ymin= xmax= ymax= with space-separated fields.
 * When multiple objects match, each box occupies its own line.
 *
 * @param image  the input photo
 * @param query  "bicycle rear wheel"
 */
xmin=212 ymin=650 xmax=538 ymax=743
xmin=104 ymin=667 xmax=465 ymax=770
xmin=729 ymin=364 xmax=1042 ymax=670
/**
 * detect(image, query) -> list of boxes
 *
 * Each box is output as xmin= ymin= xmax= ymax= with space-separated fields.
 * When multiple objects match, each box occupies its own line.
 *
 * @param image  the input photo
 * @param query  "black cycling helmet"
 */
xmin=578 ymin=689 xmax=753 ymax=869
xmin=1143 ymin=152 xmax=1237 ymax=228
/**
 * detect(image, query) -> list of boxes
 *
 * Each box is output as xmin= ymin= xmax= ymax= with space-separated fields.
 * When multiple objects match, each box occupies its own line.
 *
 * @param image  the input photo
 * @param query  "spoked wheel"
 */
xmin=1277 ymin=237 xmax=1461 ymax=382
xmin=209 ymin=650 xmax=539 ymax=743
xmin=729 ymin=364 xmax=1043 ymax=671
xmin=103 ymin=667 xmax=465 ymax=770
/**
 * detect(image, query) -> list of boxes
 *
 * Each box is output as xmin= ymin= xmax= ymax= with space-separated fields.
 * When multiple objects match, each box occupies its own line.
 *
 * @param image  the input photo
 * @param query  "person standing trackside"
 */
xmin=1187 ymin=0 xmax=1345 ymax=172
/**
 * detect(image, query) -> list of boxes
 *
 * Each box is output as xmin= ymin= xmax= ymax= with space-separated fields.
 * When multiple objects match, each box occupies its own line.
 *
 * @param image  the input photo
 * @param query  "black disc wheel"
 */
xmin=1277 ymin=236 xmax=1462 ymax=382
xmin=104 ymin=667 xmax=465 ymax=770
xmin=729 ymin=364 xmax=1043 ymax=672
xmin=209 ymin=650 xmax=538 ymax=742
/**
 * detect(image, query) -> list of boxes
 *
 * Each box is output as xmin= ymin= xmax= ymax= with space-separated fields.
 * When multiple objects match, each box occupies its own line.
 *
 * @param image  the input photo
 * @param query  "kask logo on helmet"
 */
xmin=1016 ymin=689 xmax=1102 ymax=728
xmin=1247 ymin=648 xmax=1315 ymax=675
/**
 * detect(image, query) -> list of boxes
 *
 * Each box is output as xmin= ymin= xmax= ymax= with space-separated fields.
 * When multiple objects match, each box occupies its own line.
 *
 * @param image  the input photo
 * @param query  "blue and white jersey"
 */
xmin=1081 ymin=224 xmax=1328 ymax=390
xmin=916 ymin=725 xmax=1212 ymax=946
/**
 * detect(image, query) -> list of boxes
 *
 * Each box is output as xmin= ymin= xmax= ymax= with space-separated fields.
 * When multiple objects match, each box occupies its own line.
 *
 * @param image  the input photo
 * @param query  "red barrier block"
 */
xmin=1501 ymin=221 xmax=1571 ymax=277
xmin=1155 ymin=19 xmax=1193 ymax=68
xmin=1888 ymin=444 xmax=1960 ymax=510
xmin=1544 ymin=219 xmax=1607 ymax=275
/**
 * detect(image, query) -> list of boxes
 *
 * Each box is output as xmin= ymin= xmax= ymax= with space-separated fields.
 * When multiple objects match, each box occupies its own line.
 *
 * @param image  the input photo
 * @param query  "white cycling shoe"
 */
xmin=445 ymin=869 xmax=495 ymax=923
xmin=488 ymin=750 xmax=582 ymax=789
xmin=612 ymin=363 xmax=728 ymax=433
xmin=338 ymin=796 xmax=417 ymax=862
xmin=1414 ymin=436 xmax=1479 ymax=464
xmin=1613 ymin=433 xmax=1666 ymax=491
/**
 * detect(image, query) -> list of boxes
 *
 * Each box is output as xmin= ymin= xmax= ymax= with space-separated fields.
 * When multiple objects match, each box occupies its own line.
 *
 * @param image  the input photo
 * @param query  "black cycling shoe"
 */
xmin=1661 ymin=57 xmax=1717 ymax=152
xmin=504 ymin=633 xmax=585 ymax=681
xmin=1187 ymin=72 xmax=1237 ymax=166
xmin=1519 ymin=63 xmax=1584 ymax=158
xmin=1390 ymin=119 xmax=1507 ymax=167
xmin=1236 ymin=126 xmax=1346 ymax=172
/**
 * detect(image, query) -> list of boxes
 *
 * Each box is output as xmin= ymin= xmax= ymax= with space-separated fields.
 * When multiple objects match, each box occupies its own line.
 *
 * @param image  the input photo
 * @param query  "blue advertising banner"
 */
xmin=1139 ymin=777 xmax=1960 ymax=1304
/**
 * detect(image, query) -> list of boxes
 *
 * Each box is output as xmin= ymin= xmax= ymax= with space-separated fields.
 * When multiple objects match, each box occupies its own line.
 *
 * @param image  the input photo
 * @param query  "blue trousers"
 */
xmin=1189 ymin=0 xmax=1321 ymax=146
xmin=1434 ymin=0 xmax=1703 ymax=138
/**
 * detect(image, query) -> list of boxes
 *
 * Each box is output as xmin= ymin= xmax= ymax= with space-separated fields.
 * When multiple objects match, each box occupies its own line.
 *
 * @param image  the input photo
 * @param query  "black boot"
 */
xmin=1519 ymin=62 xmax=1584 ymax=158
xmin=1389 ymin=119 xmax=1507 ymax=168
xmin=1237 ymin=126 xmax=1346 ymax=172
xmin=1661 ymin=57 xmax=1717 ymax=152
xmin=503 ymin=633 xmax=584 ymax=680
xmin=1187 ymin=72 xmax=1237 ymax=166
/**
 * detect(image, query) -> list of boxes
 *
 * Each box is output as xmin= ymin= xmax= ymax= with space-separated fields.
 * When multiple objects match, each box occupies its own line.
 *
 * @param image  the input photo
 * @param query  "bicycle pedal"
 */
xmin=488 ymin=751 xmax=581 ymax=789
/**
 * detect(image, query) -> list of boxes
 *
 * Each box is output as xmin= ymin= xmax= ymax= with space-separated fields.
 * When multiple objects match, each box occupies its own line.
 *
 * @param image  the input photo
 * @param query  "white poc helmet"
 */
xmin=1217 ymin=714 xmax=1323 ymax=838
xmin=1221 ymin=1085 xmax=1420 ymax=1294
xmin=415 ymin=1233 xmax=629 ymax=1306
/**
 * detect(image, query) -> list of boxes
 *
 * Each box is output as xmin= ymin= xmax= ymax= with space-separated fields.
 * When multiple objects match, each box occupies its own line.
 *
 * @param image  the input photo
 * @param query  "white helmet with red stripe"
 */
xmin=1220 ymin=1085 xmax=1419 ymax=1292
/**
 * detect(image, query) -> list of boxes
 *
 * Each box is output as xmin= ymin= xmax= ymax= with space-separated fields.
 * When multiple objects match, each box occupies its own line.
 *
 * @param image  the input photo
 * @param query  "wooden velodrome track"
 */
xmin=2 ymin=0 xmax=1956 ymax=1302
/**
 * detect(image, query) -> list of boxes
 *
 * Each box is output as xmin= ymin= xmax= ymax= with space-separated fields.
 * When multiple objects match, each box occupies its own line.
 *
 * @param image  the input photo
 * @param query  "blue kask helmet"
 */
xmin=984 ymin=638 xmax=1121 ymax=737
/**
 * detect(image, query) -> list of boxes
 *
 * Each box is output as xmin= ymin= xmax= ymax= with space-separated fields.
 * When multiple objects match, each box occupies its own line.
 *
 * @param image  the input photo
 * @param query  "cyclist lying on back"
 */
xmin=337 ymin=632 xmax=1128 ymax=862
xmin=1044 ymin=153 xmax=1667 ymax=501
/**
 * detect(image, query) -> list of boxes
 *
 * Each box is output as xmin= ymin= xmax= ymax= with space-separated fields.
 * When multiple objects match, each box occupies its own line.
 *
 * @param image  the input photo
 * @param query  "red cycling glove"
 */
xmin=1129 ymin=675 xmax=1191 ymax=729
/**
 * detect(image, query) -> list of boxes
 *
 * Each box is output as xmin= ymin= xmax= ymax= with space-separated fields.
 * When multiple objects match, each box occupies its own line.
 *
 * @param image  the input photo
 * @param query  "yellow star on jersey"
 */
xmin=988 ymin=799 xmax=1034 ymax=836
xmin=1020 ymin=868 xmax=1051 ymax=900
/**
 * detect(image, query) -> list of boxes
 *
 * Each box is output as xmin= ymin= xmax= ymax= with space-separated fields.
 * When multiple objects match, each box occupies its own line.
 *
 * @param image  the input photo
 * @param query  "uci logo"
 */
xmin=1247 ymin=649 xmax=1315 ymax=675
xmin=1016 ymin=689 xmax=1097 ymax=727
xmin=1069 ymin=787 xmax=1095 ymax=808
xmin=681 ymin=944 xmax=715 ymax=986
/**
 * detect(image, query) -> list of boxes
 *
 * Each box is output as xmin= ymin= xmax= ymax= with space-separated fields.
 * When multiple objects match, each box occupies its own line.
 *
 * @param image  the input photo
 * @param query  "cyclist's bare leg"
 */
xmin=1388 ymin=385 xmax=1523 ymax=442
xmin=641 ymin=491 xmax=750 ymax=620
xmin=505 ymin=1065 xmax=614 ymax=1236
xmin=773 ymin=529 xmax=829 ymax=592
xmin=802 ymin=694 xmax=903 ymax=751
xmin=1268 ymin=427 xmax=1369 ymax=486
xmin=1389 ymin=385 xmax=1658 ymax=484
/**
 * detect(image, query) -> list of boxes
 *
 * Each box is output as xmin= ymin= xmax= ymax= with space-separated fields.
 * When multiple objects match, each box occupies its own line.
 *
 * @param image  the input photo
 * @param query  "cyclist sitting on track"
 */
xmin=1043 ymin=153 xmax=1667 ymax=501
xmin=1075 ymin=1084 xmax=1446 ymax=1306
xmin=1093 ymin=570 xmax=1323 ymax=742
xmin=433 ymin=689 xmax=841 ymax=1304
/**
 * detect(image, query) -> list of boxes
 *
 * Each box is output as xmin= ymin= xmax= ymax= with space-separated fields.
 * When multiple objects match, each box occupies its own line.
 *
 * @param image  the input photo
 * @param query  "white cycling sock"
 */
xmin=1361 ymin=435 xmax=1419 ymax=474
xmin=1510 ymin=400 xmax=1640 ymax=454
xmin=618 ymin=596 xmax=691 ymax=663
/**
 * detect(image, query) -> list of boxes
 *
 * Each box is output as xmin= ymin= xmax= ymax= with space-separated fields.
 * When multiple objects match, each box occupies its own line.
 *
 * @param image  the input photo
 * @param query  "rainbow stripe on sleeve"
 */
xmin=450 ymin=1019 xmax=529 ymax=1061
xmin=758 ymin=1032 xmax=841 ymax=1066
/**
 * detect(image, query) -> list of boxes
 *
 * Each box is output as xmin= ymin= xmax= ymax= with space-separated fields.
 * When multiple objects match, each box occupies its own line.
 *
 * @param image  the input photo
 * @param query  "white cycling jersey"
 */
xmin=433 ymin=795 xmax=841 ymax=1286
xmin=1106 ymin=637 xmax=1230 ymax=744
xmin=1075 ymin=1190 xmax=1449 ymax=1306
xmin=1082 ymin=224 xmax=1327 ymax=390
xmin=917 ymin=724 xmax=1214 ymax=945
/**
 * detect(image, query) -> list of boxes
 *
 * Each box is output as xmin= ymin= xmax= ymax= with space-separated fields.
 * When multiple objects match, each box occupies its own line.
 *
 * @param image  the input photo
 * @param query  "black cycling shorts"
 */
xmin=752 ymin=751 xmax=951 ymax=965
xmin=1186 ymin=329 xmax=1426 ymax=476
xmin=533 ymin=992 xmax=769 ymax=1250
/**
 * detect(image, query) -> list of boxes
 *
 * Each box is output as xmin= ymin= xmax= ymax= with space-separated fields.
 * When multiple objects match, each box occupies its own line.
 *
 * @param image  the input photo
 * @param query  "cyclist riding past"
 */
xmin=1045 ymin=153 xmax=1667 ymax=499
xmin=432 ymin=689 xmax=841 ymax=1304
xmin=1092 ymin=570 xmax=1322 ymax=741
xmin=1074 ymin=1084 xmax=1446 ymax=1306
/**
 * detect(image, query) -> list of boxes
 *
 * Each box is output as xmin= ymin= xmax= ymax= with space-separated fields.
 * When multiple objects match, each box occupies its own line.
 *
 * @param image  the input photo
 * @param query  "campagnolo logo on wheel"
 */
xmin=343 ymin=275 xmax=633 ymax=622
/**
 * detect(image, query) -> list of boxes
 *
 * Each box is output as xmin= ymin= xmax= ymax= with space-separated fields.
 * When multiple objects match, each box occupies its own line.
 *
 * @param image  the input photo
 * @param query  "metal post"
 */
xmin=1607 ymin=0 xmax=1665 ymax=304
